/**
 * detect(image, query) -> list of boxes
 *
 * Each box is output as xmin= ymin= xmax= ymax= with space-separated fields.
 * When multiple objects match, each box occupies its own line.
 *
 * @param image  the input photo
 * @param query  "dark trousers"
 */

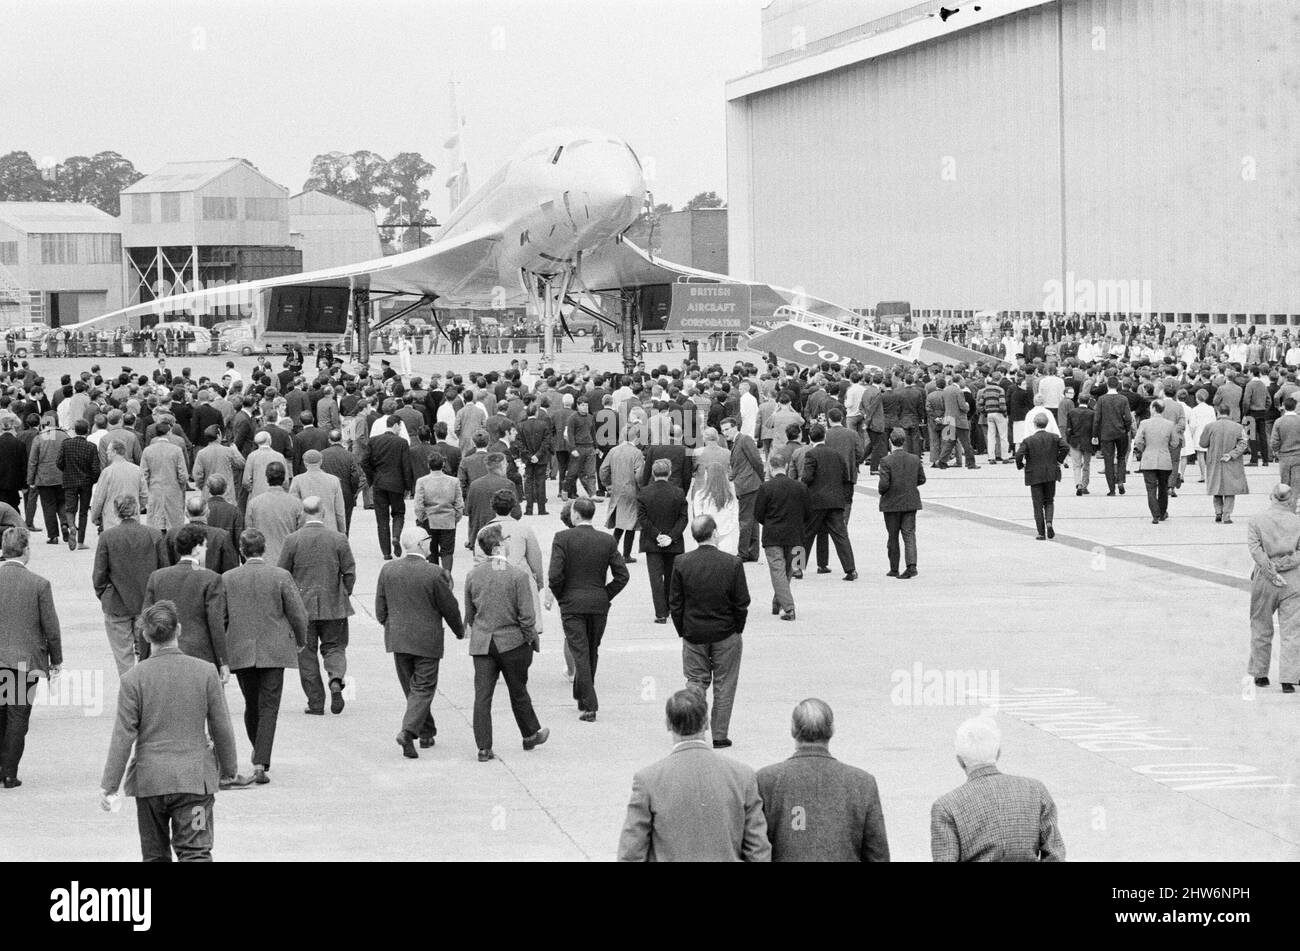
xmin=0 ymin=488 xmax=18 ymax=511
xmin=682 ymin=633 xmax=743 ymax=743
xmin=394 ymin=653 xmax=440 ymax=741
xmin=342 ymin=499 xmax=355 ymax=535
xmin=866 ymin=429 xmax=888 ymax=470
xmin=612 ymin=528 xmax=636 ymax=558
xmin=372 ymin=487 xmax=406 ymax=558
xmin=736 ymin=490 xmax=759 ymax=560
xmin=805 ymin=506 xmax=855 ymax=572
xmin=425 ymin=528 xmax=457 ymax=571
xmin=136 ymin=793 xmax=214 ymax=862
xmin=524 ymin=462 xmax=548 ymax=509
xmin=233 ymin=667 xmax=284 ymax=768
xmin=1099 ymin=436 xmax=1129 ymax=490
xmin=1250 ymin=412 xmax=1270 ymax=464
xmin=555 ymin=450 xmax=571 ymax=493
xmin=901 ymin=426 xmax=922 ymax=458
xmin=471 ymin=641 xmax=540 ymax=751
xmin=883 ymin=510 xmax=918 ymax=571
xmin=36 ymin=484 xmax=67 ymax=541
xmin=64 ymin=482 xmax=93 ymax=543
xmin=567 ymin=447 xmax=597 ymax=497
xmin=562 ymin=612 xmax=608 ymax=712
xmin=1029 ymin=481 xmax=1057 ymax=536
xmin=0 ymin=667 xmax=37 ymax=780
xmin=644 ymin=550 xmax=677 ymax=619
xmin=23 ymin=485 xmax=38 ymax=527
xmin=298 ymin=618 xmax=349 ymax=711
xmin=1143 ymin=469 xmax=1171 ymax=518
xmin=938 ymin=428 xmax=977 ymax=467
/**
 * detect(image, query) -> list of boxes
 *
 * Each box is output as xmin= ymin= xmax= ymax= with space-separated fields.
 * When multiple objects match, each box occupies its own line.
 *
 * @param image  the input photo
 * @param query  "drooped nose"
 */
xmin=581 ymin=144 xmax=646 ymax=232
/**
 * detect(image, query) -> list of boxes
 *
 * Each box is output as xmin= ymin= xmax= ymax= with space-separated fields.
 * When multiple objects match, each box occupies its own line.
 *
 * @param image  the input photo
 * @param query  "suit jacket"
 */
xmin=143 ymin=562 xmax=228 ymax=667
xmin=942 ymin=383 xmax=970 ymax=429
xmin=375 ymin=555 xmax=464 ymax=657
xmin=363 ymin=431 xmax=414 ymax=494
xmin=0 ymin=431 xmax=28 ymax=493
xmin=93 ymin=518 xmax=170 ymax=617
xmin=319 ymin=444 xmax=363 ymax=507
xmin=825 ymin=425 xmax=864 ymax=485
xmin=516 ymin=416 xmax=553 ymax=463
xmin=100 ymin=646 xmax=237 ymax=797
xmin=1064 ymin=406 xmax=1095 ymax=449
xmin=753 ymin=473 xmax=811 ymax=548
xmin=617 ymin=741 xmax=770 ymax=862
xmin=288 ymin=467 xmax=347 ymax=533
xmin=223 ymin=558 xmax=308 ymax=669
xmin=0 ymin=561 xmax=62 ymax=674
xmin=463 ymin=556 xmax=537 ymax=655
xmin=206 ymin=496 xmax=244 ymax=541
xmin=278 ymin=521 xmax=356 ymax=621
xmin=668 ymin=544 xmax=750 ymax=644
xmin=1093 ymin=392 xmax=1133 ymax=442
xmin=636 ymin=481 xmax=688 ymax=554
xmin=465 ymin=473 xmax=520 ymax=543
xmin=877 ymin=447 xmax=926 ymax=511
xmin=457 ymin=447 xmax=489 ymax=496
xmin=165 ymin=520 xmax=238 ymax=574
xmin=90 ymin=458 xmax=148 ymax=532
xmin=1014 ymin=430 xmax=1069 ymax=485
xmin=728 ymin=433 xmax=765 ymax=496
xmin=638 ymin=443 xmax=693 ymax=493
xmin=757 ymin=747 xmax=890 ymax=862
xmin=548 ymin=524 xmax=629 ymax=613
xmin=245 ymin=489 xmax=303 ymax=566
xmin=1132 ymin=415 xmax=1182 ymax=471
xmin=801 ymin=443 xmax=850 ymax=510
xmin=931 ymin=764 xmax=1065 ymax=862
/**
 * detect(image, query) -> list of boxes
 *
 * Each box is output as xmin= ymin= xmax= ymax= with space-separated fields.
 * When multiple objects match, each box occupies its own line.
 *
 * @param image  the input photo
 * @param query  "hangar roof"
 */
xmin=0 ymin=201 xmax=122 ymax=234
xmin=121 ymin=158 xmax=275 ymax=194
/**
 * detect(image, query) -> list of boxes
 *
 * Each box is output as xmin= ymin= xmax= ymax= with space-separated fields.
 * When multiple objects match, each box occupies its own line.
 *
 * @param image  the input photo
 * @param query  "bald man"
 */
xmin=289 ymin=449 xmax=346 ymax=533
xmin=242 ymin=431 xmax=291 ymax=506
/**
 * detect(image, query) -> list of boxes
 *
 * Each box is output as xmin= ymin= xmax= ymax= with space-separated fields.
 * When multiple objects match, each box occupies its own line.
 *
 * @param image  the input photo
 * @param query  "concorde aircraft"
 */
xmin=70 ymin=125 xmax=980 ymax=369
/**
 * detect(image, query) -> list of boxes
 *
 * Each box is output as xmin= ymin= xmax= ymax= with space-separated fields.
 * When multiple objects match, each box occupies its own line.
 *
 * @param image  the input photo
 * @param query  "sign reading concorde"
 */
xmin=748 ymin=321 xmax=914 ymax=370
xmin=665 ymin=283 xmax=752 ymax=335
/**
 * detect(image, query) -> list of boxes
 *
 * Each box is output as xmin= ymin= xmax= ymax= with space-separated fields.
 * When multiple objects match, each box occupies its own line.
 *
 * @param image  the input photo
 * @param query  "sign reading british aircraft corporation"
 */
xmin=664 ymin=283 xmax=752 ymax=335
xmin=747 ymin=321 xmax=914 ymax=370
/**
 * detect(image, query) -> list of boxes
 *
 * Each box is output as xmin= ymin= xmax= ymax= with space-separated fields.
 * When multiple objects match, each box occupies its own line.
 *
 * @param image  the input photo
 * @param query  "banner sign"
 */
xmin=747 ymin=321 xmax=913 ymax=370
xmin=664 ymin=283 xmax=752 ymax=335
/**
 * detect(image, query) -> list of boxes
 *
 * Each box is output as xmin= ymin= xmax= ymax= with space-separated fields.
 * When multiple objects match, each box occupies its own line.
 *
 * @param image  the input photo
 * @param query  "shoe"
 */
xmin=625 ymin=556 xmax=637 ymax=563
xmin=1036 ymin=534 xmax=1046 ymax=540
xmin=1169 ymin=489 xmax=1178 ymax=498
xmin=2 ymin=777 xmax=20 ymax=789
xmin=1046 ymin=524 xmax=1055 ymax=539
xmin=966 ymin=465 xmax=981 ymax=470
xmin=1215 ymin=514 xmax=1222 ymax=522
xmin=792 ymin=569 xmax=803 ymax=580
xmin=1151 ymin=518 xmax=1160 ymax=524
xmin=522 ymin=726 xmax=550 ymax=751
xmin=654 ymin=616 xmax=667 ymax=624
xmin=899 ymin=567 xmax=917 ymax=579
xmin=537 ymin=507 xmax=548 ymax=516
xmin=1160 ymin=512 xmax=1168 ymax=522
xmin=1285 ymin=684 xmax=1297 ymax=694
xmin=397 ymin=732 xmax=418 ymax=759
xmin=477 ymin=749 xmax=495 ymax=762
xmin=524 ymin=508 xmax=534 ymax=516
xmin=843 ymin=570 xmax=858 ymax=581
xmin=772 ymin=604 xmax=781 ymax=615
xmin=1118 ymin=484 xmax=1126 ymax=495
xmin=934 ymin=462 xmax=949 ymax=470
xmin=419 ymin=737 xmax=436 ymax=749
xmin=253 ymin=765 xmax=270 ymax=785
xmin=1082 ymin=488 xmax=1090 ymax=495
xmin=47 ymin=537 xmax=58 ymax=545
xmin=76 ymin=542 xmax=88 ymax=550
xmin=712 ymin=739 xmax=732 ymax=749
xmin=1106 ymin=490 xmax=1116 ymax=496
xmin=393 ymin=545 xmax=402 ymax=558
xmin=816 ymin=566 xmax=831 ymax=575
xmin=1223 ymin=517 xmax=1233 ymax=524
xmin=780 ymin=610 xmax=795 ymax=621
xmin=1255 ymin=677 xmax=1270 ymax=687
xmin=578 ymin=711 xmax=596 ymax=722
xmin=304 ymin=707 xmax=324 ymax=716
xmin=329 ymin=680 xmax=345 ymax=714
xmin=1076 ymin=486 xmax=1083 ymax=496
xmin=219 ymin=773 xmax=255 ymax=790
xmin=886 ymin=569 xmax=899 ymax=577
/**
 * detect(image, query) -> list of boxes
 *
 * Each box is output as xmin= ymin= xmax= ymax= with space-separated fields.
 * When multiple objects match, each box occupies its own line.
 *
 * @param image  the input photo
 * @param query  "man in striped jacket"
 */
xmin=977 ymin=373 xmax=1010 ymax=464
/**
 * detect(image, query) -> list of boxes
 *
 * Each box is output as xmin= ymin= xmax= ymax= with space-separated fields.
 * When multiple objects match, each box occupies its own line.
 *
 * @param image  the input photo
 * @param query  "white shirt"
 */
xmin=1037 ymin=375 xmax=1065 ymax=410
xmin=223 ymin=369 xmax=242 ymax=385
xmin=369 ymin=418 xmax=411 ymax=445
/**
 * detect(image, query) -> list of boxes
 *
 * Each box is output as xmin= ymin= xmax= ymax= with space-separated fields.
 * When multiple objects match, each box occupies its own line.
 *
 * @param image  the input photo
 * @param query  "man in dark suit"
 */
xmin=100 ymin=600 xmax=241 ymax=860
xmin=801 ymin=424 xmax=857 ymax=580
xmin=142 ymin=524 xmax=229 ymax=672
xmin=456 ymin=429 xmax=491 ymax=497
xmin=617 ymin=688 xmax=769 ymax=862
xmin=93 ymin=495 xmax=170 ymax=676
xmin=669 ymin=515 xmax=750 ymax=747
xmin=516 ymin=400 xmax=553 ymax=516
xmin=721 ymin=416 xmax=764 ymax=562
xmin=0 ymin=527 xmax=62 ymax=788
xmin=293 ymin=412 xmax=330 ymax=474
xmin=548 ymin=498 xmax=629 ymax=721
xmin=877 ymin=428 xmax=926 ymax=578
xmin=1065 ymin=396 xmax=1096 ymax=496
xmin=931 ymin=715 xmax=1065 ymax=862
xmin=203 ymin=475 xmax=244 ymax=543
xmin=377 ymin=526 xmax=464 ymax=757
xmin=753 ymin=448 xmax=810 ymax=620
xmin=224 ymin=528 xmax=308 ymax=784
xmin=1094 ymin=377 xmax=1134 ymax=495
xmin=168 ymin=496 xmax=239 ymax=573
xmin=465 ymin=453 xmax=521 ymax=550
xmin=636 ymin=460 xmax=688 ymax=623
xmin=362 ymin=414 xmax=414 ymax=560
xmin=279 ymin=497 xmax=356 ymax=716
xmin=1015 ymin=414 xmax=1070 ymax=540
xmin=757 ymin=699 xmax=890 ymax=862
xmin=319 ymin=430 xmax=363 ymax=534
xmin=0 ymin=417 xmax=28 ymax=511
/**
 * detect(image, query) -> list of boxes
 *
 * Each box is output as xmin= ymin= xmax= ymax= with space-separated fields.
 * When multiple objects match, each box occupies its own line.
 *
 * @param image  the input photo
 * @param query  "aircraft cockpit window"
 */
xmin=550 ymin=146 xmax=564 ymax=165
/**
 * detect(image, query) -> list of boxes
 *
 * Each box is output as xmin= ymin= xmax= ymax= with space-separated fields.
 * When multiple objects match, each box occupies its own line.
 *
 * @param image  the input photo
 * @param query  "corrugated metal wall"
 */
xmin=735 ymin=0 xmax=1300 ymax=315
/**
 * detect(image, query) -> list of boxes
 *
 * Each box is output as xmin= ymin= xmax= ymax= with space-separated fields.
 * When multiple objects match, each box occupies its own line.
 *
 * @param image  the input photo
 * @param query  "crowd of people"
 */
xmin=2 ymin=322 xmax=1296 ymax=861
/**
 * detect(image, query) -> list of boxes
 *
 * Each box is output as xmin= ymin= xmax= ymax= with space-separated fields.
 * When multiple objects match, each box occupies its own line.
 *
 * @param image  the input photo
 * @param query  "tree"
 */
xmin=684 ymin=190 xmax=724 ymax=210
xmin=52 ymin=151 xmax=143 ymax=215
xmin=653 ymin=201 xmax=673 ymax=215
xmin=0 ymin=151 xmax=52 ymax=202
xmin=380 ymin=151 xmax=435 ymax=217
xmin=302 ymin=150 xmax=392 ymax=210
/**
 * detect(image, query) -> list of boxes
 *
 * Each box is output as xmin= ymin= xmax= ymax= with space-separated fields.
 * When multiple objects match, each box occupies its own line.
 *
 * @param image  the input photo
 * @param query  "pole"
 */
xmin=354 ymin=288 xmax=371 ymax=366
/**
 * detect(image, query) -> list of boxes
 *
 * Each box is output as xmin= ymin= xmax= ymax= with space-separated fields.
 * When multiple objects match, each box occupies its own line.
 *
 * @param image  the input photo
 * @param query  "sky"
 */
xmin=0 ymin=0 xmax=766 ymax=218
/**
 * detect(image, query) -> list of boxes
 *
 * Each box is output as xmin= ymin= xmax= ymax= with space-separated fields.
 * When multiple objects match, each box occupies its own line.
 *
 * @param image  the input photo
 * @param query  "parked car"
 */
xmin=219 ymin=322 xmax=264 ymax=356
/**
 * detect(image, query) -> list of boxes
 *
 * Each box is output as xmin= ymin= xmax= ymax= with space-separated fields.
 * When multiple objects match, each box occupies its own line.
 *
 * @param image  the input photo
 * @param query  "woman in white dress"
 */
xmin=1186 ymin=388 xmax=1217 ymax=484
xmin=687 ymin=464 xmax=739 ymax=555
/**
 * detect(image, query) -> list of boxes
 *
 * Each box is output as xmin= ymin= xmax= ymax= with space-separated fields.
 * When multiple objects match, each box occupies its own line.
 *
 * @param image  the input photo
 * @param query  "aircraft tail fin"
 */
xmin=444 ymin=79 xmax=471 ymax=211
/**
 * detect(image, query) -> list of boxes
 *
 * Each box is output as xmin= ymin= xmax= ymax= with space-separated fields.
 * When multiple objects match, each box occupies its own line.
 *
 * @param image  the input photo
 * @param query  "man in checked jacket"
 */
xmin=931 ymin=715 xmax=1065 ymax=862
xmin=977 ymin=372 xmax=1010 ymax=464
xmin=56 ymin=419 xmax=102 ymax=550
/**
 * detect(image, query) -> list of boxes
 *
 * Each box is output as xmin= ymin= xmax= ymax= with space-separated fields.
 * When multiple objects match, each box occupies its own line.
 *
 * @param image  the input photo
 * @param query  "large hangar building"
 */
xmin=726 ymin=0 xmax=1300 ymax=330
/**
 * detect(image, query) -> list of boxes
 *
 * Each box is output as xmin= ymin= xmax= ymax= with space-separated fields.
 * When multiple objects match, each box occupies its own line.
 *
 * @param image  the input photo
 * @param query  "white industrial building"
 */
xmin=0 ymin=202 xmax=126 ymax=327
xmin=726 ymin=0 xmax=1300 ymax=329
xmin=289 ymin=190 xmax=383 ymax=271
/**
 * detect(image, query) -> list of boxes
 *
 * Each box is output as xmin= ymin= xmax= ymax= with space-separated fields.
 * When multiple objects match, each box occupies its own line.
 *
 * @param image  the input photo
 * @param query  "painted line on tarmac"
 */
xmin=854 ymin=484 xmax=1251 ymax=592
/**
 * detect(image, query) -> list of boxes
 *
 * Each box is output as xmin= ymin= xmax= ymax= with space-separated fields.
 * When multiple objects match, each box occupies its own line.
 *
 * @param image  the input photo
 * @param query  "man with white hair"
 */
xmin=241 ymin=431 xmax=290 ymax=506
xmin=930 ymin=715 xmax=1065 ymax=862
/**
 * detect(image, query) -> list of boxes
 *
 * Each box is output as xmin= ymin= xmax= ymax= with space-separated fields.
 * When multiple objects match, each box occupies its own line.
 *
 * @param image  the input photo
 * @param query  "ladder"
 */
xmin=771 ymin=304 xmax=913 ymax=354
xmin=0 ymin=262 xmax=28 ymax=322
